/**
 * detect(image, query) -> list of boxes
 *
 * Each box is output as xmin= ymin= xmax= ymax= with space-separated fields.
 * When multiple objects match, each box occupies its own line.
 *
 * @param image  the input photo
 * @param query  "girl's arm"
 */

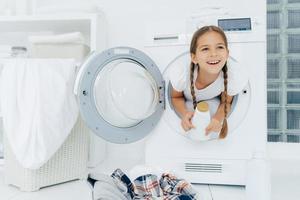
xmin=171 ymin=88 xmax=189 ymax=117
xmin=171 ymin=88 xmax=195 ymax=131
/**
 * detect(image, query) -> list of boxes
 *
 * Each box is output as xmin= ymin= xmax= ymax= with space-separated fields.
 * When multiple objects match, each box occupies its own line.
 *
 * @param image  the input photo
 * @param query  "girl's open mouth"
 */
xmin=206 ymin=60 xmax=221 ymax=65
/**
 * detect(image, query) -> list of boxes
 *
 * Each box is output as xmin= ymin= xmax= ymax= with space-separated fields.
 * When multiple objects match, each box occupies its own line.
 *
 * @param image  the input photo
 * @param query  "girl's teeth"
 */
xmin=208 ymin=61 xmax=219 ymax=64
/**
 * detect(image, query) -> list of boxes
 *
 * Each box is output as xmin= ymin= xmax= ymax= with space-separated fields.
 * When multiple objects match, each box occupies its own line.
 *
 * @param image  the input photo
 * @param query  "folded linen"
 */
xmin=0 ymin=58 xmax=78 ymax=169
xmin=28 ymin=32 xmax=85 ymax=44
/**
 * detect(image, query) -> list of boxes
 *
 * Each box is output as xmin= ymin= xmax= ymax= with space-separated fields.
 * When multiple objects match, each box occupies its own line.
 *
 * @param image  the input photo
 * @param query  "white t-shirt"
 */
xmin=169 ymin=58 xmax=248 ymax=103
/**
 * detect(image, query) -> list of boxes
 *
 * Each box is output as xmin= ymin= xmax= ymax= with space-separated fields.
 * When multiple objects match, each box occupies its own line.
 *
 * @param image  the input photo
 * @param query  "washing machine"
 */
xmin=74 ymin=15 xmax=269 ymax=200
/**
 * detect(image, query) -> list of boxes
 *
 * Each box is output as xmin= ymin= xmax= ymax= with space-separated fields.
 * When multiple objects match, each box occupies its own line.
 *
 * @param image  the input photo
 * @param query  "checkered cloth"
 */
xmin=133 ymin=174 xmax=163 ymax=199
xmin=111 ymin=168 xmax=135 ymax=199
xmin=159 ymin=173 xmax=198 ymax=200
xmin=111 ymin=169 xmax=199 ymax=200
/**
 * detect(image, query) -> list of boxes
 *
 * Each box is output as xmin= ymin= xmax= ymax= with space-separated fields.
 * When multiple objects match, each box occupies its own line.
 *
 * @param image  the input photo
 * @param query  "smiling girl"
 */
xmin=170 ymin=25 xmax=248 ymax=139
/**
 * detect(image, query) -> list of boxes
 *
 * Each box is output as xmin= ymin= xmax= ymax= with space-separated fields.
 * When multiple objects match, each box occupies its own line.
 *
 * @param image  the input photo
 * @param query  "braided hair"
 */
xmin=190 ymin=62 xmax=197 ymax=110
xmin=189 ymin=25 xmax=229 ymax=138
xmin=219 ymin=64 xmax=228 ymax=138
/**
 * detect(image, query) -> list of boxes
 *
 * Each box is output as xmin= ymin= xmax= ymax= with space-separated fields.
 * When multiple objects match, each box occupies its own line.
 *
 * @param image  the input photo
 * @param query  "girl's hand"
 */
xmin=181 ymin=111 xmax=195 ymax=132
xmin=205 ymin=118 xmax=222 ymax=135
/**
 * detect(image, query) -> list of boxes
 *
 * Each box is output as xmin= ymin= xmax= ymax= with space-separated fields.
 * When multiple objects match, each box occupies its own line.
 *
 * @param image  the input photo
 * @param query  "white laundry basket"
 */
xmin=3 ymin=117 xmax=89 ymax=191
xmin=3 ymin=41 xmax=91 ymax=191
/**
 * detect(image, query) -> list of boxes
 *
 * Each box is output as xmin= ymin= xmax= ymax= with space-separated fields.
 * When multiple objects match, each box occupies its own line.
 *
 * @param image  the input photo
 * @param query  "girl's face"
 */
xmin=191 ymin=31 xmax=229 ymax=75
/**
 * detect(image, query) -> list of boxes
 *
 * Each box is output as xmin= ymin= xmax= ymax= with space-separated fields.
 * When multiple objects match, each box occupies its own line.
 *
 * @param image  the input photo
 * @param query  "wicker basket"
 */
xmin=3 ymin=117 xmax=89 ymax=191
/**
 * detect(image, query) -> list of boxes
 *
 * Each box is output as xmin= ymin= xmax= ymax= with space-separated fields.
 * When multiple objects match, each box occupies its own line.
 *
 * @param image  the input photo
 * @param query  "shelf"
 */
xmin=0 ymin=13 xmax=107 ymax=51
xmin=0 ymin=14 xmax=102 ymax=22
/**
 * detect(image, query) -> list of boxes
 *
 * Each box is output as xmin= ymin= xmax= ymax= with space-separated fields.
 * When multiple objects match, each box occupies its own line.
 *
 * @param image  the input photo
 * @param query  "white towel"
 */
xmin=0 ymin=58 xmax=78 ymax=169
xmin=28 ymin=32 xmax=85 ymax=44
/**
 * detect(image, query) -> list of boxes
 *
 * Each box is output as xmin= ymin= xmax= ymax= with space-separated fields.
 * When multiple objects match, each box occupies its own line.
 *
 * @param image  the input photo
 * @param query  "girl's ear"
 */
xmin=191 ymin=53 xmax=197 ymax=64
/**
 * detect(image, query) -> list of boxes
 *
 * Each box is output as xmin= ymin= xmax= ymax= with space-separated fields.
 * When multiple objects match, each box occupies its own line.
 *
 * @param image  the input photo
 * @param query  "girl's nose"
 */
xmin=209 ymin=49 xmax=217 ymax=57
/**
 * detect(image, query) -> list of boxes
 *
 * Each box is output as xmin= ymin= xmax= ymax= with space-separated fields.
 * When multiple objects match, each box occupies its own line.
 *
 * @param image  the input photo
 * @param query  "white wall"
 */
xmin=94 ymin=0 xmax=265 ymax=48
xmin=0 ymin=0 xmax=266 ymax=48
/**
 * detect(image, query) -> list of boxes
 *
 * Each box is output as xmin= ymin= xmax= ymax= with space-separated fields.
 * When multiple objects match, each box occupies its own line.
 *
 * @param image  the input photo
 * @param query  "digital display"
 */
xmin=218 ymin=18 xmax=251 ymax=31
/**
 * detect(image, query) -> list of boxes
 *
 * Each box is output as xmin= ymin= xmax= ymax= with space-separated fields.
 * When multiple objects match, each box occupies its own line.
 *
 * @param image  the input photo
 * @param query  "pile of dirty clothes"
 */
xmin=93 ymin=168 xmax=201 ymax=200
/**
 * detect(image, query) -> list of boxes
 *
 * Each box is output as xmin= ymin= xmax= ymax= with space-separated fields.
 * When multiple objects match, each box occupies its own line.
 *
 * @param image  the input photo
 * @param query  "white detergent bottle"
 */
xmin=188 ymin=101 xmax=211 ymax=141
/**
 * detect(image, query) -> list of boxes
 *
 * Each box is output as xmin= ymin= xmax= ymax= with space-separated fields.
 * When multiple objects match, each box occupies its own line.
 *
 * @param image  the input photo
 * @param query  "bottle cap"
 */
xmin=196 ymin=101 xmax=209 ymax=112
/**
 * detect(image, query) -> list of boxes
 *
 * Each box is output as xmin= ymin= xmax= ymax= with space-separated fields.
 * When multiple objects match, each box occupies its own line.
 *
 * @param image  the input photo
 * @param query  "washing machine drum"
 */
xmin=95 ymin=59 xmax=159 ymax=127
xmin=75 ymin=47 xmax=165 ymax=144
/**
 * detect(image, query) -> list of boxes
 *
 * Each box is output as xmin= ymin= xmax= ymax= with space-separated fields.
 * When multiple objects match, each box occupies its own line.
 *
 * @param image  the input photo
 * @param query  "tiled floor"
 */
xmin=1 ymin=159 xmax=300 ymax=200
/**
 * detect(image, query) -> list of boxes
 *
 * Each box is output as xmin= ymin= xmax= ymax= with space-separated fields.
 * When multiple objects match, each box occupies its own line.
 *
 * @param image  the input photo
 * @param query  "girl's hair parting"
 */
xmin=189 ymin=25 xmax=228 ymax=138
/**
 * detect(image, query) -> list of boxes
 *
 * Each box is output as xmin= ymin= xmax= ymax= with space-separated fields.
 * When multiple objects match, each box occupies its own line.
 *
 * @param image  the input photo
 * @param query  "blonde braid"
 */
xmin=219 ymin=63 xmax=228 ymax=138
xmin=190 ymin=63 xmax=197 ymax=110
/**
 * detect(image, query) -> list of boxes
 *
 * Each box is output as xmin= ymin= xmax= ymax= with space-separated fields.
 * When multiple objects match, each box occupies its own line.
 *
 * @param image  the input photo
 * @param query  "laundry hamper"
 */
xmin=3 ymin=117 xmax=89 ymax=191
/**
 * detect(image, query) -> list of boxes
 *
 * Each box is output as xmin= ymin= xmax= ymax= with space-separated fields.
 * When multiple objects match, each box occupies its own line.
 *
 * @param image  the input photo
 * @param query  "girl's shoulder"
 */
xmin=226 ymin=57 xmax=248 ymax=96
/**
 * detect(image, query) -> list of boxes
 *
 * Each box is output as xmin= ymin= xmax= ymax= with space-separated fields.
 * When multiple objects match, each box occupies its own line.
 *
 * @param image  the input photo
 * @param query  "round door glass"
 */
xmin=93 ymin=59 xmax=159 ymax=128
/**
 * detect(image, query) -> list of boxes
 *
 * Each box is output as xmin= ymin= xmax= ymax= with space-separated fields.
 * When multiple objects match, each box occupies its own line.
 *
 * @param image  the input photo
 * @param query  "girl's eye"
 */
xmin=201 ymin=48 xmax=209 ymax=51
xmin=217 ymin=46 xmax=225 ymax=49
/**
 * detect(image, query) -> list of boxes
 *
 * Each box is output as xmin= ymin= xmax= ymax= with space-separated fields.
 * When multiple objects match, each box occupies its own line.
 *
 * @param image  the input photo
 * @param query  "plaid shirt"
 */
xmin=111 ymin=168 xmax=135 ymax=199
xmin=111 ymin=169 xmax=199 ymax=200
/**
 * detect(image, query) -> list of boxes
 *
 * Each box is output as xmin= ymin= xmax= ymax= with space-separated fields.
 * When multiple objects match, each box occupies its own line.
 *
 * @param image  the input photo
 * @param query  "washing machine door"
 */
xmin=75 ymin=47 xmax=165 ymax=144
